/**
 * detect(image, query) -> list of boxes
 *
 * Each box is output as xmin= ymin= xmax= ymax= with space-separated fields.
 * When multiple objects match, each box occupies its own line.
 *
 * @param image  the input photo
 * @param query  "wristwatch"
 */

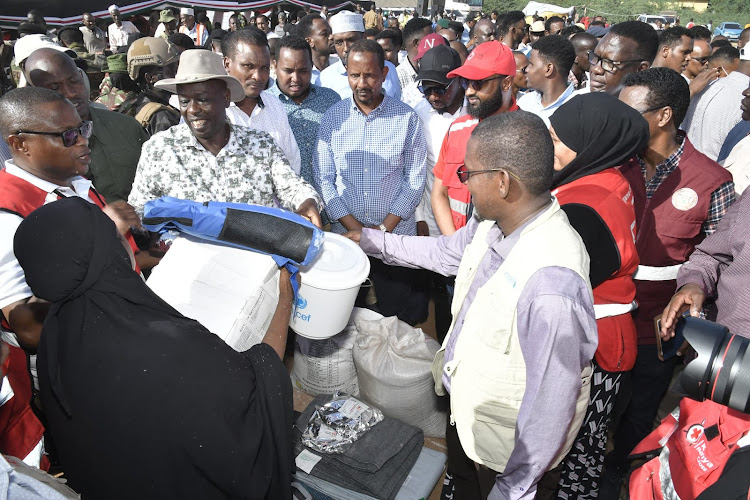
xmin=378 ymin=224 xmax=388 ymax=232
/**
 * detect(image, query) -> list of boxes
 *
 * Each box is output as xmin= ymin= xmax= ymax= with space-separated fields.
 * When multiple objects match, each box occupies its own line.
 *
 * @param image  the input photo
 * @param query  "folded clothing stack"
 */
xmin=294 ymin=395 xmax=424 ymax=500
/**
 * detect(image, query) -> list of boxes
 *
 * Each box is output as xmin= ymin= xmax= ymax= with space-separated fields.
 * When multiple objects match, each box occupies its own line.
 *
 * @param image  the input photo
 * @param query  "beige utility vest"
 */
xmin=432 ymin=200 xmax=595 ymax=472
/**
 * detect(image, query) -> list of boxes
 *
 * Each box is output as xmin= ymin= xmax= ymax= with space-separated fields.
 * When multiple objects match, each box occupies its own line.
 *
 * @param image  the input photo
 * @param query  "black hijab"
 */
xmin=549 ymin=92 xmax=650 ymax=189
xmin=14 ymin=198 xmax=293 ymax=500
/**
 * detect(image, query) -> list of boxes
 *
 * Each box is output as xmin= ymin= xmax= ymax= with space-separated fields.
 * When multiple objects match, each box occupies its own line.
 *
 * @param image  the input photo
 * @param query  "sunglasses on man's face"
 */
xmin=418 ymin=78 xmax=457 ymax=97
xmin=15 ymin=121 xmax=93 ymax=147
xmin=461 ymin=75 xmax=505 ymax=91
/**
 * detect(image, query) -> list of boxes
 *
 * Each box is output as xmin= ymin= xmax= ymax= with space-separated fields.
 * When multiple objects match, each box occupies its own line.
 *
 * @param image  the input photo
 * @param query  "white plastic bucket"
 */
xmin=290 ymin=233 xmax=371 ymax=339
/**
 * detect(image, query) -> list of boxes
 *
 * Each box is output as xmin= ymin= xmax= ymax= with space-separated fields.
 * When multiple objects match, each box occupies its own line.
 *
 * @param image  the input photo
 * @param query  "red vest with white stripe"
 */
xmin=0 ymin=168 xmax=137 ymax=469
xmin=619 ymin=137 xmax=732 ymax=345
xmin=553 ymin=169 xmax=639 ymax=372
xmin=433 ymin=102 xmax=519 ymax=232
xmin=629 ymin=398 xmax=750 ymax=500
xmin=434 ymin=115 xmax=478 ymax=231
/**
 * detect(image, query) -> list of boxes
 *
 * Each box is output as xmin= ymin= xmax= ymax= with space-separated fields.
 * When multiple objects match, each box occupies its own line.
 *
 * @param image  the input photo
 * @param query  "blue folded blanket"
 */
xmin=143 ymin=196 xmax=324 ymax=300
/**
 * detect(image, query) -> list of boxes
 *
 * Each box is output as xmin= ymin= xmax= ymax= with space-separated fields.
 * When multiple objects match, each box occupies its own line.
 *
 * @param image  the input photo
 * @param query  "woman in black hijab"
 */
xmin=14 ymin=197 xmax=294 ymax=500
xmin=549 ymin=93 xmax=649 ymax=499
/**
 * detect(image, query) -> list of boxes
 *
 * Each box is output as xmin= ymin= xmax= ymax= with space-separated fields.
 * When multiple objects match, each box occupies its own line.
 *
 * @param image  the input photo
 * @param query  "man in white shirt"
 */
xmin=107 ymin=5 xmax=139 ymax=52
xmin=318 ymin=11 xmax=401 ymax=100
xmin=518 ymin=35 xmax=577 ymax=126
xmin=179 ymin=8 xmax=209 ymax=46
xmin=412 ymin=45 xmax=466 ymax=237
xmin=222 ymin=28 xmax=302 ymax=175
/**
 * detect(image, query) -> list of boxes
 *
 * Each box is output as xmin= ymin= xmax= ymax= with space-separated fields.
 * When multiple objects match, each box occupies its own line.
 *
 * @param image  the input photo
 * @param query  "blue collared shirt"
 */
xmin=267 ymin=83 xmax=341 ymax=185
xmin=318 ymin=59 xmax=402 ymax=101
xmin=313 ymin=95 xmax=427 ymax=235
xmin=516 ymin=83 xmax=576 ymax=127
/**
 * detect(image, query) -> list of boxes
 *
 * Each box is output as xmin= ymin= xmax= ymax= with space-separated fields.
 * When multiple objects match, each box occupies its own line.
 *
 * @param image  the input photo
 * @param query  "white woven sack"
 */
xmin=353 ymin=316 xmax=447 ymax=438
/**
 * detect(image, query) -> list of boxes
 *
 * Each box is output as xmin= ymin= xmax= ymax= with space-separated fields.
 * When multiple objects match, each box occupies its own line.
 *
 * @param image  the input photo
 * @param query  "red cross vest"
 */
xmin=432 ymin=102 xmax=519 ymax=232
xmin=553 ymin=169 xmax=639 ymax=372
xmin=0 ymin=168 xmax=138 ymax=468
xmin=619 ymin=137 xmax=732 ymax=345
xmin=628 ymin=398 xmax=750 ymax=500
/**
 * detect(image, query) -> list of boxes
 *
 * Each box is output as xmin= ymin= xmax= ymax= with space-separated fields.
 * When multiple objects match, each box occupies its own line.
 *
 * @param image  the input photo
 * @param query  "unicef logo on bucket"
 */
xmin=294 ymin=294 xmax=312 ymax=323
xmin=296 ymin=295 xmax=308 ymax=310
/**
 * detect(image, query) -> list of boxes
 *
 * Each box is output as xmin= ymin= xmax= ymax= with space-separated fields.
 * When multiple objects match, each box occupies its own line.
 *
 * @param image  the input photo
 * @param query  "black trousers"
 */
xmin=444 ymin=412 xmax=563 ymax=500
xmin=607 ymin=344 xmax=678 ymax=467
xmin=359 ymin=257 xmax=430 ymax=326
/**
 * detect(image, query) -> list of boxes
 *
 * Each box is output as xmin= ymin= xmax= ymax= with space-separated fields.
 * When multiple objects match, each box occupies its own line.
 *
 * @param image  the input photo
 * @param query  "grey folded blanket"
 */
xmin=294 ymin=395 xmax=424 ymax=500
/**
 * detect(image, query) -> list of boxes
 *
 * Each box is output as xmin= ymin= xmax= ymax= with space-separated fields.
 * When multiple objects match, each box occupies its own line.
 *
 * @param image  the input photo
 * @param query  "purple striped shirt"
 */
xmin=677 ymin=191 xmax=750 ymax=337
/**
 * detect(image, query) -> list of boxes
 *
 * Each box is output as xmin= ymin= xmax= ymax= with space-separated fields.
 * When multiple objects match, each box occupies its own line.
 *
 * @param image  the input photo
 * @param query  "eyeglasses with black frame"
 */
xmin=456 ymin=164 xmax=522 ymax=183
xmin=418 ymin=78 xmax=458 ymax=97
xmin=15 ymin=121 xmax=93 ymax=148
xmin=587 ymin=50 xmax=642 ymax=74
xmin=461 ymin=75 xmax=505 ymax=91
xmin=636 ymin=105 xmax=667 ymax=115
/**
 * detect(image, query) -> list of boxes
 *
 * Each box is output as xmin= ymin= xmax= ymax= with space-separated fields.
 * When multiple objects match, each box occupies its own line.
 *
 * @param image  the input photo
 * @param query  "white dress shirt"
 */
xmin=225 ymin=90 xmax=302 ymax=175
xmin=107 ymin=21 xmax=139 ymax=51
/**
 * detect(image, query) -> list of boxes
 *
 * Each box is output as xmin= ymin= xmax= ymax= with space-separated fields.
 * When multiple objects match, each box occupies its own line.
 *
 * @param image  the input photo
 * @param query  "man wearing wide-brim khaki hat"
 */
xmin=129 ymin=49 xmax=324 ymax=227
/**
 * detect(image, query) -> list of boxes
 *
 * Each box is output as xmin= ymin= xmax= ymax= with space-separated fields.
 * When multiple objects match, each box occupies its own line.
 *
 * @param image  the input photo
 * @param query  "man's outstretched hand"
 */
xmin=660 ymin=283 xmax=706 ymax=340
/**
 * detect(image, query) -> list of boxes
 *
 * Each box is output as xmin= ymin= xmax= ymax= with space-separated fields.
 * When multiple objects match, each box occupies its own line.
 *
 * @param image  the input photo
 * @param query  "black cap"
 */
xmin=416 ymin=45 xmax=462 ymax=85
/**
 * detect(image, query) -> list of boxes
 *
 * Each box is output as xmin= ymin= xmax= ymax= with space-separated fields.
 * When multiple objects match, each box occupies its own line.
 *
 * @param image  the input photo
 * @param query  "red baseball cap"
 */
xmin=446 ymin=41 xmax=516 ymax=80
xmin=415 ymin=33 xmax=448 ymax=61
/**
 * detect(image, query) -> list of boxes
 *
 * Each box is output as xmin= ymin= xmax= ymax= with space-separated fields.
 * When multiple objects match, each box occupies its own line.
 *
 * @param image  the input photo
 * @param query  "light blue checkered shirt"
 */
xmin=313 ymin=95 xmax=427 ymax=235
xmin=267 ymin=83 xmax=341 ymax=186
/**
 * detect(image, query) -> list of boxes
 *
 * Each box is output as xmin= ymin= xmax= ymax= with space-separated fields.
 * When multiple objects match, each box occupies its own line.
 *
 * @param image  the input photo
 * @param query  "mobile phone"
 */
xmin=655 ymin=314 xmax=685 ymax=361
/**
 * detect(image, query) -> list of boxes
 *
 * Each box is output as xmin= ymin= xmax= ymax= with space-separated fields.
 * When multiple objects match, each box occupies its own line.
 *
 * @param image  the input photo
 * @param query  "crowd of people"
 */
xmin=1 ymin=4 xmax=750 ymax=500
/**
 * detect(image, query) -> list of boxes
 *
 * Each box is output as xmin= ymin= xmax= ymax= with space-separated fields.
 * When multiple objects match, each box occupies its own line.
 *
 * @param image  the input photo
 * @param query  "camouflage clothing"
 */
xmin=96 ymin=75 xmax=135 ymax=111
xmin=128 ymin=122 xmax=322 ymax=213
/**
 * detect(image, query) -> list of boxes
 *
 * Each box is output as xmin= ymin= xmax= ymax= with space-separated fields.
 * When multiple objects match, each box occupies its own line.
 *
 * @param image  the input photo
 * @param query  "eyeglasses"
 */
xmin=15 ymin=121 xmax=93 ymax=147
xmin=461 ymin=75 xmax=505 ymax=91
xmin=637 ymin=105 xmax=666 ymax=115
xmin=456 ymin=164 xmax=521 ymax=183
xmin=418 ymin=78 xmax=457 ymax=97
xmin=588 ymin=50 xmax=642 ymax=74
xmin=692 ymin=56 xmax=710 ymax=64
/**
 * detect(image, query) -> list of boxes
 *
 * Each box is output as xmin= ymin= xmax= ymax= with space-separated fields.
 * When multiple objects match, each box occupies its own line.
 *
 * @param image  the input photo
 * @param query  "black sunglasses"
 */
xmin=15 ymin=121 xmax=93 ymax=147
xmin=461 ymin=75 xmax=505 ymax=91
xmin=418 ymin=78 xmax=457 ymax=97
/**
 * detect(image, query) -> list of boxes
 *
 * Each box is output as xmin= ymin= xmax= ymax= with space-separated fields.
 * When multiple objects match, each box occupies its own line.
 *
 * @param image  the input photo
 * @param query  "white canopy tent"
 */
xmin=522 ymin=1 xmax=575 ymax=17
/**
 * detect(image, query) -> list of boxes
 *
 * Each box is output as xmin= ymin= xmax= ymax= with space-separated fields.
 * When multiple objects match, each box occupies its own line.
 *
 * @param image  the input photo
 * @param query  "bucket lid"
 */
xmin=299 ymin=233 xmax=370 ymax=290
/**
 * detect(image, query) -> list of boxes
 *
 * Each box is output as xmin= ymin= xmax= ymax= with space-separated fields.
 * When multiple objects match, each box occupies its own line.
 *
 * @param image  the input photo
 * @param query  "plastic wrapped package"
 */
xmin=353 ymin=316 xmax=448 ymax=438
xmin=301 ymin=393 xmax=384 ymax=454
